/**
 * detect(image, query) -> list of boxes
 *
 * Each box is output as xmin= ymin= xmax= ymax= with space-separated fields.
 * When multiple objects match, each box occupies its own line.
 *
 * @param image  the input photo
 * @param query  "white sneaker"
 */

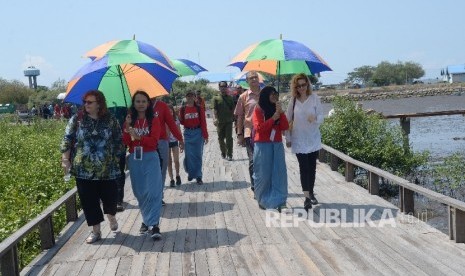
xmin=85 ymin=231 xmax=101 ymax=244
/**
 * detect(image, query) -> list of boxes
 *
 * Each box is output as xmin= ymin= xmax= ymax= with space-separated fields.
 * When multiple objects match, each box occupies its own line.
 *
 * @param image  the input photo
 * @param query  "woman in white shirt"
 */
xmin=285 ymin=73 xmax=324 ymax=212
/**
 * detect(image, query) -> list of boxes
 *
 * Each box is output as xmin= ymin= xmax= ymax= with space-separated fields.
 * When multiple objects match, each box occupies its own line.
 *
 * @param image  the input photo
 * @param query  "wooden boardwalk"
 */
xmin=23 ymin=119 xmax=465 ymax=275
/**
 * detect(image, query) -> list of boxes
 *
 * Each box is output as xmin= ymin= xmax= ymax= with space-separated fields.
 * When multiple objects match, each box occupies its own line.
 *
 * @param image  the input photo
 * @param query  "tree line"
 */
xmin=345 ymin=61 xmax=425 ymax=87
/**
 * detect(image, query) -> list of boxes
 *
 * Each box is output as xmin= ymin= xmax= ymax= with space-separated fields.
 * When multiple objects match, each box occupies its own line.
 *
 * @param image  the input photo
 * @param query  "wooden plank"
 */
xmin=77 ymin=260 xmax=96 ymax=276
xmin=228 ymin=246 xmax=251 ymax=276
xmin=168 ymin=252 xmax=183 ymax=276
xmin=312 ymin=239 xmax=360 ymax=274
xmin=128 ymin=254 xmax=145 ymax=276
xmin=216 ymin=247 xmax=235 ymax=276
xmin=141 ymin=253 xmax=158 ymax=276
xmin=90 ymin=258 xmax=108 ymax=276
xmin=102 ymin=257 xmax=120 ymax=276
xmin=237 ymin=243 xmax=266 ymax=276
xmin=114 ymin=255 xmax=133 ymax=276
xmin=195 ymin=250 xmax=212 ymax=276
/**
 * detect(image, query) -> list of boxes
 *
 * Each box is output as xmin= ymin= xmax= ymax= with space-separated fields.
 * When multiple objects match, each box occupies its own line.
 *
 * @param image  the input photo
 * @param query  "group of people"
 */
xmin=60 ymin=89 xmax=207 ymax=243
xmin=234 ymin=71 xmax=323 ymax=212
xmin=60 ymin=70 xmax=324 ymax=244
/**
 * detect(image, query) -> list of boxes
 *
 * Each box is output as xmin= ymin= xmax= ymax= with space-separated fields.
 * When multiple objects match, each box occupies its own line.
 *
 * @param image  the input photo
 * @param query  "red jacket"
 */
xmin=153 ymin=100 xmax=183 ymax=142
xmin=123 ymin=117 xmax=160 ymax=153
xmin=179 ymin=105 xmax=208 ymax=139
xmin=252 ymin=107 xmax=289 ymax=143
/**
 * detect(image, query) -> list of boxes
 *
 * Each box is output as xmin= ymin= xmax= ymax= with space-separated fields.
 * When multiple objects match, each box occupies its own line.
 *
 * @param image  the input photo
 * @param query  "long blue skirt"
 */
xmin=253 ymin=142 xmax=288 ymax=209
xmin=128 ymin=151 xmax=162 ymax=227
xmin=183 ymin=128 xmax=204 ymax=180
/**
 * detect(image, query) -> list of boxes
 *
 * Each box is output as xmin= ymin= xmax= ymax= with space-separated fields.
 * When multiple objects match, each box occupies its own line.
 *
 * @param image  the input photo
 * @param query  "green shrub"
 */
xmin=432 ymin=153 xmax=465 ymax=198
xmin=320 ymin=96 xmax=429 ymax=177
xmin=0 ymin=118 xmax=74 ymax=268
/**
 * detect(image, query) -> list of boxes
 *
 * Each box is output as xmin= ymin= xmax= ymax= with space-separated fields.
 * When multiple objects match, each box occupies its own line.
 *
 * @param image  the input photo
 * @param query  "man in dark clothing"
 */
xmin=212 ymin=81 xmax=235 ymax=160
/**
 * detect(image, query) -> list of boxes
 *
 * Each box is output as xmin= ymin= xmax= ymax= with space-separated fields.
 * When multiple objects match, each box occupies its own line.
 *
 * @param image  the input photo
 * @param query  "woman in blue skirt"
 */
xmin=252 ymin=86 xmax=289 ymax=211
xmin=123 ymin=91 xmax=163 ymax=240
xmin=179 ymin=90 xmax=209 ymax=184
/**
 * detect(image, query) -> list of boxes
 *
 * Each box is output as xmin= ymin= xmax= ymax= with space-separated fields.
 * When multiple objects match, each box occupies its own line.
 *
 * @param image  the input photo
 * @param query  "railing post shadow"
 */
xmin=399 ymin=186 xmax=414 ymax=214
xmin=39 ymin=217 xmax=55 ymax=250
xmin=1 ymin=245 xmax=19 ymax=276
xmin=449 ymin=206 xmax=465 ymax=243
xmin=368 ymin=172 xmax=379 ymax=195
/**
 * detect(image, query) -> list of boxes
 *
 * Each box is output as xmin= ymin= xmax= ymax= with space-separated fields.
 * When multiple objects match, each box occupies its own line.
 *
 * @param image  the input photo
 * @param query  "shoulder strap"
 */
xmin=180 ymin=105 xmax=185 ymax=120
xmin=291 ymin=97 xmax=297 ymax=120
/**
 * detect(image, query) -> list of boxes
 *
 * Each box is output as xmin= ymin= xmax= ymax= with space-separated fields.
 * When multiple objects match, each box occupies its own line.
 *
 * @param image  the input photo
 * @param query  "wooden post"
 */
xmin=1 ymin=245 xmax=19 ymax=276
xmin=400 ymin=117 xmax=411 ymax=152
xmin=402 ymin=187 xmax=414 ymax=215
xmin=369 ymin=172 xmax=379 ymax=195
xmin=66 ymin=194 xmax=78 ymax=222
xmin=345 ymin=162 xmax=354 ymax=182
xmin=318 ymin=148 xmax=326 ymax=163
xmin=400 ymin=117 xmax=411 ymax=135
xmin=39 ymin=216 xmax=55 ymax=250
xmin=330 ymin=154 xmax=338 ymax=171
xmin=449 ymin=206 xmax=465 ymax=243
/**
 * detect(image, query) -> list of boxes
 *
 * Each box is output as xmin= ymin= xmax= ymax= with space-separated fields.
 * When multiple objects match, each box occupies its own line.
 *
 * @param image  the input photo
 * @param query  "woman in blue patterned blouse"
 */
xmin=61 ymin=90 xmax=124 ymax=244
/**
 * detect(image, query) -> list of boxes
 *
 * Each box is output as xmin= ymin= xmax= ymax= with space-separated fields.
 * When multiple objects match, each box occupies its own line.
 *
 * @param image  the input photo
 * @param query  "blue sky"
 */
xmin=1 ymin=0 xmax=464 ymax=87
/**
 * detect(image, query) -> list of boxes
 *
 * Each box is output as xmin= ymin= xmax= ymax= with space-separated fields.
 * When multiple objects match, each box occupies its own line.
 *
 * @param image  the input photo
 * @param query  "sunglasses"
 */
xmin=83 ymin=100 xmax=96 ymax=105
xmin=219 ymin=85 xmax=227 ymax=88
xmin=296 ymin=83 xmax=308 ymax=89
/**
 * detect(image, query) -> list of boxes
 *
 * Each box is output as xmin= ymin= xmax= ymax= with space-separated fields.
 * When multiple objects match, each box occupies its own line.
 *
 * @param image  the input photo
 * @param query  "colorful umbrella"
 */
xmin=65 ymin=40 xmax=178 ymax=107
xmin=171 ymin=59 xmax=208 ymax=77
xmin=84 ymin=39 xmax=175 ymax=70
xmin=229 ymin=39 xmax=332 ymax=76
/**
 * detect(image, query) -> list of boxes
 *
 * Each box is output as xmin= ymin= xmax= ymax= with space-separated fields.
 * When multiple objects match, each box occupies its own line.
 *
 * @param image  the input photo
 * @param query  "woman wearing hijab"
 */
xmin=252 ymin=86 xmax=289 ymax=211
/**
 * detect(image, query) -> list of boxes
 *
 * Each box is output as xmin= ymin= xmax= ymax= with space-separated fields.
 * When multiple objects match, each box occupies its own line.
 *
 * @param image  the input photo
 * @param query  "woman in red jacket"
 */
xmin=252 ymin=86 xmax=289 ymax=211
xmin=179 ymin=90 xmax=209 ymax=184
xmin=123 ymin=91 xmax=163 ymax=240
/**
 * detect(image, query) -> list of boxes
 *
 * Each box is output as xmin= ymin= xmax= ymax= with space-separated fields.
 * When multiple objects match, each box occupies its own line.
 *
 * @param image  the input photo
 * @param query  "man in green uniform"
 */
xmin=213 ymin=81 xmax=235 ymax=160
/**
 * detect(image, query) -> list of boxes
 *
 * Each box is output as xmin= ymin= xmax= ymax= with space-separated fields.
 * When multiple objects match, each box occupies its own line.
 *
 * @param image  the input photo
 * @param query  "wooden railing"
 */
xmin=383 ymin=110 xmax=465 ymax=137
xmin=0 ymin=188 xmax=78 ymax=276
xmin=319 ymin=144 xmax=465 ymax=243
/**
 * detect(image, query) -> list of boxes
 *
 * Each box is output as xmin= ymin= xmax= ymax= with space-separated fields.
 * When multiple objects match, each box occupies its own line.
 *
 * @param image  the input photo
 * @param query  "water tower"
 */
xmin=24 ymin=66 xmax=40 ymax=90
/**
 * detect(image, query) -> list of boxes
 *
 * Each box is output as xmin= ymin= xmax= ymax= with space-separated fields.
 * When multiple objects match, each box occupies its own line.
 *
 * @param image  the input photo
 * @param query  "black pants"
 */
xmin=116 ymin=154 xmax=126 ymax=204
xmin=245 ymin=137 xmax=254 ymax=188
xmin=296 ymin=151 xmax=319 ymax=194
xmin=76 ymin=179 xmax=117 ymax=226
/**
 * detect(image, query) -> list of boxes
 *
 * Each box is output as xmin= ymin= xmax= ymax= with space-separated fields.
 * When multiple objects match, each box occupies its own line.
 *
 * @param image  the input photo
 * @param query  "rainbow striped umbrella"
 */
xmin=171 ymin=59 xmax=208 ymax=77
xmin=84 ymin=39 xmax=175 ymax=70
xmin=229 ymin=39 xmax=332 ymax=76
xmin=65 ymin=40 xmax=178 ymax=107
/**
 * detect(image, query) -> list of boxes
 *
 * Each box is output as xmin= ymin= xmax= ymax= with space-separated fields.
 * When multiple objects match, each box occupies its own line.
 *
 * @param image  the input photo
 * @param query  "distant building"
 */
xmin=441 ymin=64 xmax=465 ymax=83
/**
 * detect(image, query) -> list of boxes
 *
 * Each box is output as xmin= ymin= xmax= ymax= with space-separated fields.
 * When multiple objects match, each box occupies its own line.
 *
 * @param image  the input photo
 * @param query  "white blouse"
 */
xmin=285 ymin=93 xmax=323 ymax=154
